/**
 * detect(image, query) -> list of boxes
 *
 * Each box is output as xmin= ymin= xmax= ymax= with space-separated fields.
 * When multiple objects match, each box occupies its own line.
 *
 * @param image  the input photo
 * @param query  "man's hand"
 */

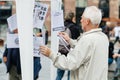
xmin=59 ymin=32 xmax=70 ymax=42
xmin=40 ymin=46 xmax=51 ymax=57
xmin=3 ymin=57 xmax=7 ymax=63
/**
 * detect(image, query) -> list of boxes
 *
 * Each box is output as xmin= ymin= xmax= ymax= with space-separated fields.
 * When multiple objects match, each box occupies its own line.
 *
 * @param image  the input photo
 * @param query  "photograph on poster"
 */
xmin=33 ymin=28 xmax=44 ymax=57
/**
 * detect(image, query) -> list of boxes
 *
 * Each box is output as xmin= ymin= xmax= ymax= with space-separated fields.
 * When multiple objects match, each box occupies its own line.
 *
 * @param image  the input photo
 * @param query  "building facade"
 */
xmin=0 ymin=0 xmax=120 ymax=40
xmin=63 ymin=0 xmax=120 ymax=25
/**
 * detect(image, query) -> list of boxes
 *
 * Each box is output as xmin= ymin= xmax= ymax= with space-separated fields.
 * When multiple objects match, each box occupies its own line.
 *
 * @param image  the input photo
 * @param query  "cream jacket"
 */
xmin=49 ymin=28 xmax=109 ymax=80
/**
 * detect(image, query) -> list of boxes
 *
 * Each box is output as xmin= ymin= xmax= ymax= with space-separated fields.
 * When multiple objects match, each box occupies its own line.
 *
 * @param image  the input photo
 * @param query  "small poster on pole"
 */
xmin=33 ymin=36 xmax=44 ymax=57
xmin=7 ymin=33 xmax=19 ymax=48
xmin=33 ymin=2 xmax=49 ymax=29
xmin=7 ymin=14 xmax=17 ymax=32
xmin=51 ymin=10 xmax=64 ymax=31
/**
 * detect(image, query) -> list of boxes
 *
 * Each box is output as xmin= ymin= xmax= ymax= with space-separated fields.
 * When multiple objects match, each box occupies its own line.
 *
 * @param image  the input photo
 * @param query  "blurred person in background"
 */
xmin=3 ymin=28 xmax=21 ymax=80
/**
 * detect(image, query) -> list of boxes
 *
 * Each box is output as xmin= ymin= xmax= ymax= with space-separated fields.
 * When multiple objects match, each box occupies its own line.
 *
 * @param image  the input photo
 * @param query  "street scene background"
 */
xmin=0 ymin=0 xmax=120 ymax=80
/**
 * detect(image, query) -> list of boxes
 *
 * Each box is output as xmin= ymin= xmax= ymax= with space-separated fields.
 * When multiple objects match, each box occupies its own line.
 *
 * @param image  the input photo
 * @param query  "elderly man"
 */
xmin=40 ymin=6 xmax=109 ymax=80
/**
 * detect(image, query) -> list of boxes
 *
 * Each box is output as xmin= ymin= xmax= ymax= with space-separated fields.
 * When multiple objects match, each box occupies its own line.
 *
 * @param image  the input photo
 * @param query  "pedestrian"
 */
xmin=40 ymin=6 xmax=109 ymax=80
xmin=3 ymin=28 xmax=21 ymax=80
xmin=111 ymin=22 xmax=120 ymax=80
xmin=112 ymin=39 xmax=120 ymax=80
xmin=108 ymin=38 xmax=114 ymax=65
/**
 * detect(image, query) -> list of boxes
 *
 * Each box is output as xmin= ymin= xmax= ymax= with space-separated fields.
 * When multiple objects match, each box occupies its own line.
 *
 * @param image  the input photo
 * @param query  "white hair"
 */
xmin=83 ymin=6 xmax=102 ymax=25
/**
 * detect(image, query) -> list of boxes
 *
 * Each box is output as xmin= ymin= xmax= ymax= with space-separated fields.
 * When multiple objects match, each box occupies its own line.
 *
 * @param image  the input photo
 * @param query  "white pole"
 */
xmin=16 ymin=0 xmax=34 ymax=80
xmin=51 ymin=0 xmax=62 ymax=80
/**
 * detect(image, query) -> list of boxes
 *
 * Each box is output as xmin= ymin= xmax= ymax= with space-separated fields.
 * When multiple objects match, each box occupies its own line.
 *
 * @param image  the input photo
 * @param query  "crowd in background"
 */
xmin=101 ymin=21 xmax=120 ymax=80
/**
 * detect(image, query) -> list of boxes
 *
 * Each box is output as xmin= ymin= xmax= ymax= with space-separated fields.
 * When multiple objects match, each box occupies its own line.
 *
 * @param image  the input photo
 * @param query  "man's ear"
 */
xmin=86 ymin=19 xmax=90 ymax=25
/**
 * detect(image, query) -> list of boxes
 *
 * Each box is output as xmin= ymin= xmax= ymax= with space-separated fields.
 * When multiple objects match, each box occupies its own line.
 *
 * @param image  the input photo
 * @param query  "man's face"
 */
xmin=80 ymin=15 xmax=88 ymax=31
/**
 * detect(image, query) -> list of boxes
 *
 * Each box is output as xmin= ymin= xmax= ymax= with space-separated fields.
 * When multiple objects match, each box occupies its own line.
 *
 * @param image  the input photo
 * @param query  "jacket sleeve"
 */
xmin=69 ymin=39 xmax=77 ymax=48
xmin=49 ymin=37 xmax=92 ymax=70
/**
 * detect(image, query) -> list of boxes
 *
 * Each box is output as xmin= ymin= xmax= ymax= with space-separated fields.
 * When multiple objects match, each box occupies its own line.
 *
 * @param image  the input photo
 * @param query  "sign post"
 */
xmin=16 ymin=0 xmax=34 ymax=80
xmin=51 ymin=0 xmax=62 ymax=80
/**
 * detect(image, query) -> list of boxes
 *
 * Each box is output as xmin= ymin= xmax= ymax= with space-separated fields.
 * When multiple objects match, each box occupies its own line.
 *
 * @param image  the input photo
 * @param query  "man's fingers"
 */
xmin=40 ymin=46 xmax=48 ymax=53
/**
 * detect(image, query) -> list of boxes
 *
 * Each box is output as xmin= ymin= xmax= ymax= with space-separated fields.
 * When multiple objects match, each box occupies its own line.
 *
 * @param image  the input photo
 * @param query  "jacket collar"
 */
xmin=77 ymin=28 xmax=102 ymax=41
xmin=83 ymin=28 xmax=102 ymax=35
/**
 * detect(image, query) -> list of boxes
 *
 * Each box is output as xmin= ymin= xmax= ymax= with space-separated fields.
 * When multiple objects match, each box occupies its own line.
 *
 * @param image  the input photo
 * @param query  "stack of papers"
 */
xmin=58 ymin=35 xmax=70 ymax=52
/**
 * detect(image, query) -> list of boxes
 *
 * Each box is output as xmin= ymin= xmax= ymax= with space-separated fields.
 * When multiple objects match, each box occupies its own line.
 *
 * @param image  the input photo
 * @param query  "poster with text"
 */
xmin=33 ymin=36 xmax=44 ymax=57
xmin=51 ymin=10 xmax=64 ymax=31
xmin=33 ymin=2 xmax=49 ymax=29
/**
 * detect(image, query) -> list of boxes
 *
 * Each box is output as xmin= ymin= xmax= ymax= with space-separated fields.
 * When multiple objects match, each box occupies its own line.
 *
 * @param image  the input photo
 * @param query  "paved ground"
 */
xmin=0 ymin=46 xmax=8 ymax=80
xmin=0 ymin=63 xmax=8 ymax=80
xmin=38 ymin=54 xmax=68 ymax=80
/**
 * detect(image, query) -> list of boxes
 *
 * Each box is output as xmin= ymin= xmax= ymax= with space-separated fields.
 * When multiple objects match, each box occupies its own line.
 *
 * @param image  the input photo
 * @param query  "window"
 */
xmin=0 ymin=1 xmax=12 ymax=24
xmin=76 ymin=0 xmax=87 ymax=25
xmin=99 ymin=0 xmax=109 ymax=8
xmin=76 ymin=0 xmax=87 ymax=7
xmin=99 ymin=0 xmax=109 ymax=18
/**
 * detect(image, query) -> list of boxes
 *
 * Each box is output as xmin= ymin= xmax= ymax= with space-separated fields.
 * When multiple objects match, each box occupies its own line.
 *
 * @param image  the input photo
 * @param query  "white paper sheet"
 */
xmin=58 ymin=35 xmax=70 ymax=52
xmin=7 ymin=33 xmax=19 ymax=48
xmin=51 ymin=10 xmax=64 ymax=31
xmin=7 ymin=14 xmax=17 ymax=32
xmin=33 ymin=36 xmax=44 ymax=57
